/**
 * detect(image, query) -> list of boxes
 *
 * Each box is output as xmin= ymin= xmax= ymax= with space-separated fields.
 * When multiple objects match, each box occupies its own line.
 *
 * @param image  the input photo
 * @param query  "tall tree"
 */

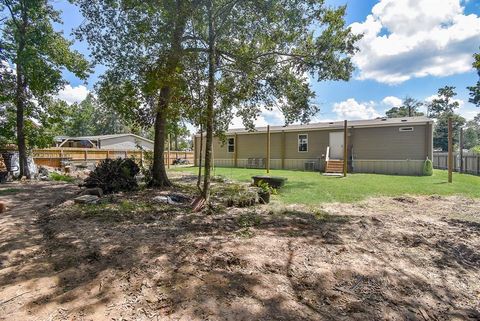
xmin=64 ymin=93 xmax=131 ymax=137
xmin=463 ymin=126 xmax=478 ymax=150
xmin=433 ymin=113 xmax=465 ymax=151
xmin=385 ymin=97 xmax=424 ymax=118
xmin=428 ymin=86 xmax=464 ymax=151
xmin=0 ymin=0 xmax=89 ymax=177
xmin=467 ymin=49 xmax=480 ymax=107
xmin=427 ymin=86 xmax=460 ymax=118
xmin=74 ymin=0 xmax=201 ymax=187
xmin=193 ymin=0 xmax=360 ymax=201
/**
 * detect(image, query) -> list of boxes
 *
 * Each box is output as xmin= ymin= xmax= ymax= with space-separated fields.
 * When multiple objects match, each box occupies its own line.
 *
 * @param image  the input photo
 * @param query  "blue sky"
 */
xmin=53 ymin=0 xmax=480 ymax=127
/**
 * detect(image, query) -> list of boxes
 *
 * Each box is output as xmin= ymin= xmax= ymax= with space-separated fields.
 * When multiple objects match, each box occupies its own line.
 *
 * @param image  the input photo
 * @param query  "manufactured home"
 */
xmin=194 ymin=116 xmax=434 ymax=175
xmin=54 ymin=134 xmax=154 ymax=151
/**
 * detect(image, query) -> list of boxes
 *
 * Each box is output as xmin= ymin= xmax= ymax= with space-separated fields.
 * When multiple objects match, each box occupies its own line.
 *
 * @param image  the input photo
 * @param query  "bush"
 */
xmin=423 ymin=159 xmax=433 ymax=176
xmin=83 ymin=158 xmax=140 ymax=194
xmin=50 ymin=172 xmax=75 ymax=183
xmin=471 ymin=145 xmax=480 ymax=155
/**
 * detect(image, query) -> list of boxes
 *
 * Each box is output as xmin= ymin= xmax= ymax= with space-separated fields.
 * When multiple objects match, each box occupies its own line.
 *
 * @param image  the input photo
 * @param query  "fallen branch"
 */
xmin=0 ymin=291 xmax=30 ymax=306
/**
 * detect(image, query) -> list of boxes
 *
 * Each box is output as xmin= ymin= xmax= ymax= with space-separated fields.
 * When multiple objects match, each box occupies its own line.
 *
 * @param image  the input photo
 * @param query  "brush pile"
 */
xmin=83 ymin=158 xmax=140 ymax=194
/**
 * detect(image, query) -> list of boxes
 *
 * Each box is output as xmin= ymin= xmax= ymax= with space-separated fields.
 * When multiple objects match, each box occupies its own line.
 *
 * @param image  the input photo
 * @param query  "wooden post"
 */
xmin=459 ymin=127 xmax=464 ymax=173
xmin=281 ymin=130 xmax=285 ymax=170
xmin=343 ymin=120 xmax=348 ymax=177
xmin=167 ymin=134 xmax=171 ymax=169
xmin=106 ymin=150 xmax=110 ymax=159
xmin=477 ymin=155 xmax=480 ymax=175
xmin=193 ymin=135 xmax=197 ymax=167
xmin=448 ymin=117 xmax=453 ymax=183
xmin=266 ymin=125 xmax=271 ymax=173
xmin=212 ymin=142 xmax=215 ymax=174
xmin=234 ymin=133 xmax=238 ymax=168
xmin=84 ymin=150 xmax=88 ymax=161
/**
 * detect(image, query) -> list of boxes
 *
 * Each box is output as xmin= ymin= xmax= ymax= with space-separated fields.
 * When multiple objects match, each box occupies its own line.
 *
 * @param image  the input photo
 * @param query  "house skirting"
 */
xmin=352 ymin=159 xmax=425 ymax=176
xmin=196 ymin=158 xmax=425 ymax=175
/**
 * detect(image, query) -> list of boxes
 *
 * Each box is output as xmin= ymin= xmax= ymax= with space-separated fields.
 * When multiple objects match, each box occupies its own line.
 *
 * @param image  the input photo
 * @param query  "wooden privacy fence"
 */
xmin=433 ymin=152 xmax=480 ymax=175
xmin=32 ymin=148 xmax=194 ymax=168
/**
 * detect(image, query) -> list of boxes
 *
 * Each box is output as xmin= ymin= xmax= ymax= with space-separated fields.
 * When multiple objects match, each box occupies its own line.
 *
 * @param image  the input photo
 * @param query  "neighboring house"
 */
xmin=54 ymin=134 xmax=154 ymax=151
xmin=194 ymin=116 xmax=434 ymax=175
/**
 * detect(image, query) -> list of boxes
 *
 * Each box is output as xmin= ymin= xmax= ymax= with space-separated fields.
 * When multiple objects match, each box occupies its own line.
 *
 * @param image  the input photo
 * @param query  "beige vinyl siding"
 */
xmin=236 ymin=132 xmax=266 ymax=158
xmin=284 ymin=130 xmax=330 ymax=159
xmin=352 ymin=125 xmax=426 ymax=160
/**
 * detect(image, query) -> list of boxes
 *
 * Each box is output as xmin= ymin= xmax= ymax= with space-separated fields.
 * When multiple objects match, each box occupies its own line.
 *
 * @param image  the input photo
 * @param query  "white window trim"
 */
xmin=298 ymin=134 xmax=308 ymax=153
xmin=227 ymin=137 xmax=235 ymax=153
xmin=399 ymin=127 xmax=414 ymax=132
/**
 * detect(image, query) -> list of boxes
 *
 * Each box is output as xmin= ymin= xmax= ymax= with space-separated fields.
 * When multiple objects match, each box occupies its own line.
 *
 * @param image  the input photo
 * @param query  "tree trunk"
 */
xmin=15 ymin=15 xmax=30 ymax=179
xmin=202 ymin=1 xmax=216 ymax=202
xmin=197 ymin=123 xmax=203 ymax=191
xmin=149 ymin=0 xmax=186 ymax=188
xmin=151 ymin=87 xmax=172 ymax=187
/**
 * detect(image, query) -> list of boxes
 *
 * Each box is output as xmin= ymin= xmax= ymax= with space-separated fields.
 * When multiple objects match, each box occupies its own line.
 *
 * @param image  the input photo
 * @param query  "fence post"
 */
xmin=448 ymin=117 xmax=453 ymax=183
xmin=459 ymin=127 xmax=464 ymax=173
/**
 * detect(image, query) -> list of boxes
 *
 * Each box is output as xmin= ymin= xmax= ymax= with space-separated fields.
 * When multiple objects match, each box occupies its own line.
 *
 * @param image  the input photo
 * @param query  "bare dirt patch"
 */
xmin=0 ymin=181 xmax=479 ymax=320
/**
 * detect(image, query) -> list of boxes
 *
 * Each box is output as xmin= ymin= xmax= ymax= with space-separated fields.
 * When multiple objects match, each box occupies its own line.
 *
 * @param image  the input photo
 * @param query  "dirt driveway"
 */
xmin=0 ymin=182 xmax=479 ymax=321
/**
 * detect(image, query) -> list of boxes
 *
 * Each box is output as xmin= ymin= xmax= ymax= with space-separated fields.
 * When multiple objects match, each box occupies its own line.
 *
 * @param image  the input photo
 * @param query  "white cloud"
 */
xmin=332 ymin=98 xmax=381 ymax=120
xmin=382 ymin=96 xmax=402 ymax=107
xmin=56 ymin=84 xmax=89 ymax=105
xmin=229 ymin=107 xmax=284 ymax=129
xmin=350 ymin=0 xmax=480 ymax=84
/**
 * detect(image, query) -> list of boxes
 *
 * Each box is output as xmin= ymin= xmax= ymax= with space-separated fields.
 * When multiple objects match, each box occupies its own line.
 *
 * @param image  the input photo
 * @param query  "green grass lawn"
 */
xmin=170 ymin=166 xmax=480 ymax=204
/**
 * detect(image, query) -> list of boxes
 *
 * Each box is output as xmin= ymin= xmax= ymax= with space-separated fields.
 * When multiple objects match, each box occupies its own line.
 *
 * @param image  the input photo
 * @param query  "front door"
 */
xmin=329 ymin=132 xmax=344 ymax=159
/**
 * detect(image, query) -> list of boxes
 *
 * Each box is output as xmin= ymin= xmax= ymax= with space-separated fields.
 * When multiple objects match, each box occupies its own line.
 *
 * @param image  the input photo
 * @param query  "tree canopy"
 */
xmin=0 ymin=0 xmax=90 ymax=177
xmin=467 ymin=49 xmax=480 ymax=107
xmin=385 ymin=97 xmax=424 ymax=118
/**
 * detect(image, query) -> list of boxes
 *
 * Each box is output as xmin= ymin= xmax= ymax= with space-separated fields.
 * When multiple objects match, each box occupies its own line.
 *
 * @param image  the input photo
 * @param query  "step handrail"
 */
xmin=325 ymin=146 xmax=330 ymax=162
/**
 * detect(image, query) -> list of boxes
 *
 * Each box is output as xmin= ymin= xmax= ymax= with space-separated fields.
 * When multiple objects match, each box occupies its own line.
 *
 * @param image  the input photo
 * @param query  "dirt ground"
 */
xmin=0 ymin=178 xmax=479 ymax=321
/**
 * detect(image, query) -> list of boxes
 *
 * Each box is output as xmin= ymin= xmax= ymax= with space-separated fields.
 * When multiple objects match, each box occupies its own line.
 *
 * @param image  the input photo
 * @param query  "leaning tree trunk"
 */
xmin=151 ymin=87 xmax=172 ymax=187
xmin=202 ymin=1 xmax=216 ymax=202
xmin=197 ymin=123 xmax=204 ymax=191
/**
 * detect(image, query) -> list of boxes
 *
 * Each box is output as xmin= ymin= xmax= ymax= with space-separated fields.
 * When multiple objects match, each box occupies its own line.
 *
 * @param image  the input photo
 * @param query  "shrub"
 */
xmin=423 ymin=158 xmax=433 ymax=176
xmin=83 ymin=158 xmax=140 ymax=194
xmin=471 ymin=145 xmax=480 ymax=155
xmin=50 ymin=172 xmax=75 ymax=183
xmin=213 ymin=183 xmax=258 ymax=207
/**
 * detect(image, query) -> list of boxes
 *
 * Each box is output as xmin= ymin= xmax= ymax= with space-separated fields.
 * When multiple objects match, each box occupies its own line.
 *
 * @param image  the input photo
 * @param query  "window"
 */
xmin=399 ymin=127 xmax=414 ymax=132
xmin=298 ymin=134 xmax=308 ymax=152
xmin=227 ymin=137 xmax=235 ymax=153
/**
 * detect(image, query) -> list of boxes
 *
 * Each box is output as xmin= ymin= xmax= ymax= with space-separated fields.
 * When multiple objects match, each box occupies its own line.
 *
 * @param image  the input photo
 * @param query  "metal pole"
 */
xmin=343 ymin=120 xmax=348 ymax=177
xmin=266 ymin=125 xmax=270 ymax=173
xmin=448 ymin=117 xmax=453 ymax=183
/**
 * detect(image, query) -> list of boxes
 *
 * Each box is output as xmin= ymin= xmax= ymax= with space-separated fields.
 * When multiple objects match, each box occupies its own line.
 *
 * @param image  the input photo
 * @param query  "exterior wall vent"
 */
xmin=399 ymin=127 xmax=414 ymax=132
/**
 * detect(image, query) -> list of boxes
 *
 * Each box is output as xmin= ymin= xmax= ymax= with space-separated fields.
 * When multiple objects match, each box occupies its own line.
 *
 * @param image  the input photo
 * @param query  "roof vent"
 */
xmin=401 ymin=119 xmax=408 ymax=122
xmin=329 ymin=122 xmax=334 ymax=125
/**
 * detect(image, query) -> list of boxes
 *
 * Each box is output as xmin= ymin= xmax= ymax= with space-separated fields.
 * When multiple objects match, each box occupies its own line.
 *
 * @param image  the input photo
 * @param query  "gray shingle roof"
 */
xmin=54 ymin=133 xmax=153 ymax=143
xmin=226 ymin=116 xmax=432 ymax=134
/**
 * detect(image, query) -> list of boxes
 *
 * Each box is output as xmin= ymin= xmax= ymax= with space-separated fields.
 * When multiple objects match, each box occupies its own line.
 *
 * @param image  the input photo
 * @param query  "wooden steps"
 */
xmin=325 ymin=160 xmax=344 ymax=173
